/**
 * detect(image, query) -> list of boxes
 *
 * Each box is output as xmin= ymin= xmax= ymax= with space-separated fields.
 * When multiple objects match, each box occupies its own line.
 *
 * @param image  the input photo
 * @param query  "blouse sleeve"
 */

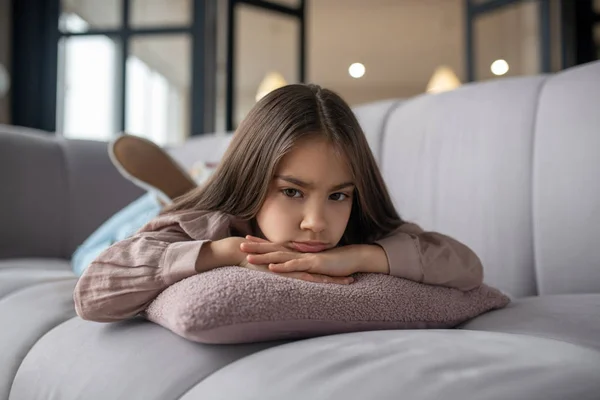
xmin=374 ymin=223 xmax=484 ymax=291
xmin=73 ymin=210 xmax=238 ymax=322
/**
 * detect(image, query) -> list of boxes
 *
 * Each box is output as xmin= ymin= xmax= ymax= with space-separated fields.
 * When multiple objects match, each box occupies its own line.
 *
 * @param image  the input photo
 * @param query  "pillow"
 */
xmin=144 ymin=267 xmax=511 ymax=344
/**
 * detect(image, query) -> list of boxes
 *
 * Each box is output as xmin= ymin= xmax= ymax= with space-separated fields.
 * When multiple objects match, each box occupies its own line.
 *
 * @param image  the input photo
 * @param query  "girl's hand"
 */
xmin=238 ymin=236 xmax=353 ymax=285
xmin=241 ymin=235 xmax=359 ymax=278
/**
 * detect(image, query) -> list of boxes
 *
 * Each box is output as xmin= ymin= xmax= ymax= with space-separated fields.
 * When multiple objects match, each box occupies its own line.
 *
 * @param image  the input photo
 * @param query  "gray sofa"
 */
xmin=1 ymin=61 xmax=599 ymax=400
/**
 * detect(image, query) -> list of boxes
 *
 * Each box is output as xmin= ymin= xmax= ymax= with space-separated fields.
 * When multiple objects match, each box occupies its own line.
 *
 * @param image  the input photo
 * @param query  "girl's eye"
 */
xmin=329 ymin=193 xmax=348 ymax=201
xmin=282 ymin=188 xmax=302 ymax=198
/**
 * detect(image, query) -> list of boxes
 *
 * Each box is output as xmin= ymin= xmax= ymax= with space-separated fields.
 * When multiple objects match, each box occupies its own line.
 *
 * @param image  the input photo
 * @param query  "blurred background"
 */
xmin=0 ymin=0 xmax=599 ymax=145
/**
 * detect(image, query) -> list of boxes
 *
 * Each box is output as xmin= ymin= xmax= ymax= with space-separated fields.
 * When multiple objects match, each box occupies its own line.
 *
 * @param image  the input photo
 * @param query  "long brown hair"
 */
xmin=163 ymin=84 xmax=404 ymax=243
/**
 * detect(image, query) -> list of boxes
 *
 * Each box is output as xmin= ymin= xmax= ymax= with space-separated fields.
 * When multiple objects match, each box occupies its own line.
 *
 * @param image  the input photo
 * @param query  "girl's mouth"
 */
xmin=291 ymin=241 xmax=329 ymax=253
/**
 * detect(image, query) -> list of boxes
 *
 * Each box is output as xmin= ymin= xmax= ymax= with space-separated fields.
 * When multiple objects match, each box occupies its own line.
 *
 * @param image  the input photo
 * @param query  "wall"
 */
xmin=0 ymin=0 xmax=11 ymax=124
xmin=307 ymin=0 xmax=465 ymax=104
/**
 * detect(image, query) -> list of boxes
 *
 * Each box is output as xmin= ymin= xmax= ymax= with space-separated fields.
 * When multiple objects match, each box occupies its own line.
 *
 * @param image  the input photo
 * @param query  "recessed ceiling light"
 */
xmin=348 ymin=63 xmax=365 ymax=79
xmin=491 ymin=59 xmax=509 ymax=76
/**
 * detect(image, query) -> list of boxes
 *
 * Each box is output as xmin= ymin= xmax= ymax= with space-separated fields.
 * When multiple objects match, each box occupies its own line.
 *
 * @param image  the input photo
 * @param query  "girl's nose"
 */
xmin=300 ymin=204 xmax=327 ymax=233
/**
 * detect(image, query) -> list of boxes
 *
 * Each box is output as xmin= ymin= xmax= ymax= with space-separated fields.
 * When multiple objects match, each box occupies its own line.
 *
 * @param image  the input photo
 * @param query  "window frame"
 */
xmin=11 ymin=0 xmax=216 ymax=136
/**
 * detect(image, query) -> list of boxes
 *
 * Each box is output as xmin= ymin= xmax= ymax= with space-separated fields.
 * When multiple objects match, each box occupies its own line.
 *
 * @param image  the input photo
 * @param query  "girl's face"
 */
xmin=255 ymin=136 xmax=355 ymax=252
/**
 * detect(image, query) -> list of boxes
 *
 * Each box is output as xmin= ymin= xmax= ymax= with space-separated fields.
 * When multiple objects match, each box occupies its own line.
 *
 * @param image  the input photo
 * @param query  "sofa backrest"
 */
xmin=1 ymin=61 xmax=598 ymax=297
xmin=531 ymin=61 xmax=600 ymax=296
xmin=167 ymin=133 xmax=233 ymax=168
xmin=0 ymin=127 xmax=143 ymax=259
xmin=377 ymin=76 xmax=546 ymax=298
xmin=373 ymin=61 xmax=600 ymax=297
xmin=352 ymin=99 xmax=403 ymax=163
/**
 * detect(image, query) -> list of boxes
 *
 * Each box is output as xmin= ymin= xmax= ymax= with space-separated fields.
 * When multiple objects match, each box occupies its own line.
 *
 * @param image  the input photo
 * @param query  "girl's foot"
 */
xmin=109 ymin=134 xmax=197 ymax=203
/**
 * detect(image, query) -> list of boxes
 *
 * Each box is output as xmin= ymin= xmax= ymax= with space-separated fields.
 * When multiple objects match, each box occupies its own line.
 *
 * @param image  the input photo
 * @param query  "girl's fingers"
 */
xmin=240 ymin=242 xmax=280 ymax=254
xmin=270 ymin=262 xmax=353 ymax=284
xmin=246 ymin=251 xmax=298 ymax=265
xmin=245 ymin=235 xmax=269 ymax=243
xmin=242 ymin=264 xmax=353 ymax=285
xmin=282 ymin=272 xmax=351 ymax=285
xmin=268 ymin=259 xmax=309 ymax=273
xmin=325 ymin=275 xmax=354 ymax=284
xmin=304 ymin=273 xmax=354 ymax=285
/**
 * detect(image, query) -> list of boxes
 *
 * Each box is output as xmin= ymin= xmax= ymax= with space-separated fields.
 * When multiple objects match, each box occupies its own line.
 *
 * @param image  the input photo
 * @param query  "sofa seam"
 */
xmin=9 ymin=316 xmax=81 ymax=398
xmin=57 ymin=138 xmax=71 ymax=260
xmin=459 ymin=328 xmax=600 ymax=354
xmin=0 ymin=276 xmax=77 ymax=303
xmin=529 ymin=75 xmax=551 ymax=297
xmin=377 ymin=100 xmax=404 ymax=166
xmin=174 ymin=349 xmax=276 ymax=400
xmin=5 ymin=280 xmax=79 ymax=398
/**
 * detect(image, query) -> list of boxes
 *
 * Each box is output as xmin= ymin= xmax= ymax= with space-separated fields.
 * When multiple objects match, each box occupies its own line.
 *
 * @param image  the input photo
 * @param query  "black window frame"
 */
xmin=11 ymin=0 xmax=217 ymax=136
xmin=464 ymin=0 xmax=553 ymax=82
xmin=225 ymin=0 xmax=307 ymax=131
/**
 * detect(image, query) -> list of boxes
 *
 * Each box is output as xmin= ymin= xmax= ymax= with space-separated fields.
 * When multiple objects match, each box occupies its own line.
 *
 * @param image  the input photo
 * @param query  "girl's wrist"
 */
xmin=223 ymin=237 xmax=247 ymax=266
xmin=352 ymin=244 xmax=390 ymax=274
xmin=197 ymin=237 xmax=245 ymax=273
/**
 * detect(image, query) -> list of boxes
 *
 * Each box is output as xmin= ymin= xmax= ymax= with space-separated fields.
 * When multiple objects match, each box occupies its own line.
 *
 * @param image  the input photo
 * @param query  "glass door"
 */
xmin=224 ymin=0 xmax=306 ymax=131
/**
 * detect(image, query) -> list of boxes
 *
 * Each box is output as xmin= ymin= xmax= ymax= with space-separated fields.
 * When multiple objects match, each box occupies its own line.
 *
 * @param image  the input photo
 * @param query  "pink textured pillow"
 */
xmin=145 ymin=267 xmax=510 ymax=344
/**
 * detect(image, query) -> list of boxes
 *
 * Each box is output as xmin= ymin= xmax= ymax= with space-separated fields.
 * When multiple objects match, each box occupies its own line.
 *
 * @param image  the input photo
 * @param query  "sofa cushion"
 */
xmin=0 ymin=279 xmax=77 ymax=400
xmin=459 ymin=294 xmax=600 ymax=351
xmin=10 ymin=317 xmax=287 ymax=400
xmin=144 ymin=267 xmax=510 ymax=344
xmin=186 ymin=329 xmax=600 ymax=400
xmin=0 ymin=258 xmax=74 ymax=298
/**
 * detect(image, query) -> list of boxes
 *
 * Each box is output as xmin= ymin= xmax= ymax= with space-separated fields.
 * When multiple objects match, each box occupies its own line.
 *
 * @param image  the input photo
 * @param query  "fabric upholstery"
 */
xmin=0 ymin=127 xmax=144 ymax=259
xmin=0 ymin=258 xmax=74 ymax=298
xmin=0 ymin=279 xmax=77 ymax=400
xmin=352 ymin=99 xmax=402 ymax=161
xmin=460 ymin=294 xmax=600 ymax=350
xmin=0 ymin=128 xmax=68 ymax=258
xmin=10 ymin=317 xmax=287 ymax=400
xmin=61 ymin=138 xmax=145 ymax=257
xmin=379 ymin=77 xmax=548 ymax=298
xmin=167 ymin=133 xmax=233 ymax=169
xmin=532 ymin=63 xmax=600 ymax=295
xmin=187 ymin=330 xmax=600 ymax=400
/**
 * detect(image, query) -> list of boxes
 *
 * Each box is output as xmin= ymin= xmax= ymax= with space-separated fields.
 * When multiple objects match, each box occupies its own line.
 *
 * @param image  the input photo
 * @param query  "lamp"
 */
xmin=426 ymin=66 xmax=461 ymax=94
xmin=0 ymin=63 xmax=9 ymax=98
xmin=255 ymin=71 xmax=287 ymax=102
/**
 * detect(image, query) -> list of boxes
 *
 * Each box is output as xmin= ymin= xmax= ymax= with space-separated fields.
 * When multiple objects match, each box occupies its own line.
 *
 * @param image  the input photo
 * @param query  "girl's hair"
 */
xmin=163 ymin=84 xmax=404 ymax=243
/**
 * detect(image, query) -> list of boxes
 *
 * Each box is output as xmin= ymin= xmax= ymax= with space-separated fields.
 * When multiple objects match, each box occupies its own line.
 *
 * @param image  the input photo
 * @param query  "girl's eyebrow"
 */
xmin=275 ymin=175 xmax=355 ymax=191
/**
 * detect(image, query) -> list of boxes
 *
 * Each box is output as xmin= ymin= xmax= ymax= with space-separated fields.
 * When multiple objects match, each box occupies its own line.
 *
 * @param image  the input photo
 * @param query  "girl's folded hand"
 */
xmin=241 ymin=235 xmax=358 ymax=280
xmin=240 ymin=260 xmax=353 ymax=285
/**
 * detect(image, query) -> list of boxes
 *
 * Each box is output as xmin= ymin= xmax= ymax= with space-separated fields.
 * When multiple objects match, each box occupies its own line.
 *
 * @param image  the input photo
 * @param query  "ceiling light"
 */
xmin=255 ymin=71 xmax=287 ymax=102
xmin=491 ymin=59 xmax=509 ymax=76
xmin=348 ymin=63 xmax=365 ymax=79
xmin=426 ymin=66 xmax=461 ymax=93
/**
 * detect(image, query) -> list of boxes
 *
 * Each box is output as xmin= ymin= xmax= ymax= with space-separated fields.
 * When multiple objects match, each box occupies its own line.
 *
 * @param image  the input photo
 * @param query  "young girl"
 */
xmin=74 ymin=84 xmax=483 ymax=322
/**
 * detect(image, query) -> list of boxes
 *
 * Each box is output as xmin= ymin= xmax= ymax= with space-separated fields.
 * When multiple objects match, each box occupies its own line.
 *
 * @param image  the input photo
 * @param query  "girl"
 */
xmin=74 ymin=84 xmax=483 ymax=322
